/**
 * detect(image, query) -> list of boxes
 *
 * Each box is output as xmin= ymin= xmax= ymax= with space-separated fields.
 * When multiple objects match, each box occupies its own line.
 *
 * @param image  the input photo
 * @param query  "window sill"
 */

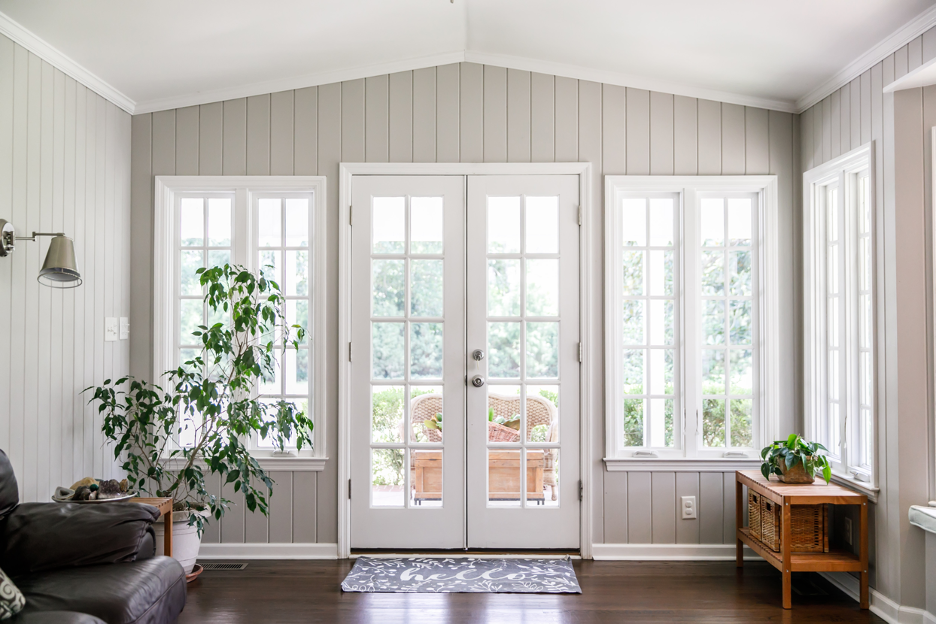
xmin=829 ymin=472 xmax=879 ymax=502
xmin=165 ymin=456 xmax=327 ymax=472
xmin=603 ymin=457 xmax=763 ymax=472
xmin=909 ymin=504 xmax=936 ymax=535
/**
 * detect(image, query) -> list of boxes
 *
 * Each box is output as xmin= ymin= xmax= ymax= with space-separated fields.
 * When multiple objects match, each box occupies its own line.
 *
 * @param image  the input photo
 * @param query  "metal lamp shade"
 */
xmin=37 ymin=235 xmax=81 ymax=288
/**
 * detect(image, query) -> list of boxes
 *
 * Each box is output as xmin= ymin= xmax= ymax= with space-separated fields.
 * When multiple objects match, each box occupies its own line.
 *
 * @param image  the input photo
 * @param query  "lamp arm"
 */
xmin=15 ymin=232 xmax=67 ymax=242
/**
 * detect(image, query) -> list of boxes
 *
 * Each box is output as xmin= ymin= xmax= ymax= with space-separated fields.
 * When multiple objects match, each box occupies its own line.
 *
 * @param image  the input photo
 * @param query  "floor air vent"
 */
xmin=199 ymin=562 xmax=248 ymax=571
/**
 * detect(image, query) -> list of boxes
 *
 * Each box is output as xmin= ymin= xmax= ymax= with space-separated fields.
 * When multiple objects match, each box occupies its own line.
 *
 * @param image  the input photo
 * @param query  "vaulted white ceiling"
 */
xmin=0 ymin=0 xmax=933 ymax=114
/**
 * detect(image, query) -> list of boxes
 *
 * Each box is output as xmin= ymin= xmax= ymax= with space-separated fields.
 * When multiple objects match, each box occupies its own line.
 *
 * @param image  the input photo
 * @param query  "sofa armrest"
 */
xmin=0 ymin=502 xmax=159 ymax=575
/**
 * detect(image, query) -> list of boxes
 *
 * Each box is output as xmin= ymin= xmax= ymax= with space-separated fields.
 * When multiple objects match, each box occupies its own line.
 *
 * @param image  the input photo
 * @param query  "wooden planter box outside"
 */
xmin=411 ymin=450 xmax=545 ymax=505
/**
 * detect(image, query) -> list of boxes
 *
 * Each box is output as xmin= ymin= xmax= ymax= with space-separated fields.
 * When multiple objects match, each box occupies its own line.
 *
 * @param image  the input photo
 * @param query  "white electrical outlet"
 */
xmin=681 ymin=495 xmax=697 ymax=519
xmin=119 ymin=317 xmax=130 ymax=340
xmin=844 ymin=517 xmax=853 ymax=546
xmin=105 ymin=317 xmax=118 ymax=342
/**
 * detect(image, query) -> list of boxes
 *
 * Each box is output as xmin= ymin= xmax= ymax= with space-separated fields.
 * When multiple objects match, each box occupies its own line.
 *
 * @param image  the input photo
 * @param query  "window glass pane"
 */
xmin=648 ymin=198 xmax=674 ymax=246
xmin=208 ymin=249 xmax=230 ymax=270
xmin=729 ymin=349 xmax=753 ymax=395
xmin=371 ymin=386 xmax=403 ymax=443
xmin=727 ymin=198 xmax=752 ymax=246
xmin=702 ymin=349 xmax=725 ymax=389
xmin=621 ymin=198 xmax=646 ymax=246
xmin=411 ymin=197 xmax=443 ymax=254
xmin=411 ymin=260 xmax=444 ymax=318
xmin=526 ymin=322 xmax=559 ymax=379
xmin=179 ymin=348 xmax=199 ymax=374
xmin=729 ymin=251 xmax=751 ymax=296
xmin=259 ymin=198 xmax=282 ymax=248
xmin=208 ymin=198 xmax=232 ymax=246
xmin=372 ymin=322 xmax=405 ymax=379
xmin=180 ymin=250 xmax=203 ymax=296
xmin=285 ymin=250 xmax=309 ymax=297
xmin=488 ymin=322 xmax=520 ymax=378
xmin=372 ymin=260 xmax=404 ymax=317
xmin=648 ymin=250 xmax=673 ymax=296
xmin=700 ymin=198 xmax=724 ymax=246
xmin=179 ymin=300 xmax=203 ymax=344
xmin=649 ymin=398 xmax=673 ymax=448
xmin=372 ymin=449 xmax=405 ymax=507
xmin=373 ymin=197 xmax=405 ymax=254
xmin=260 ymin=349 xmax=282 ymax=394
xmin=828 ymin=297 xmax=839 ymax=348
xmin=648 ymin=349 xmax=674 ymax=395
xmin=525 ymin=196 xmax=559 ymax=253
xmin=622 ymin=349 xmax=644 ymax=395
xmin=285 ymin=300 xmax=309 ymax=345
xmin=704 ymin=299 xmax=725 ymax=344
xmin=622 ymin=250 xmax=644 ymax=296
xmin=729 ymin=299 xmax=752 ymax=346
xmin=648 ymin=300 xmax=673 ymax=346
xmin=180 ymin=198 xmax=204 ymax=246
xmin=701 ymin=251 xmax=724 ymax=295
xmin=410 ymin=323 xmax=443 ymax=379
xmin=730 ymin=400 xmax=753 ymax=447
xmin=702 ymin=399 xmax=726 ymax=448
xmin=622 ymin=300 xmax=645 ymax=345
xmin=259 ymin=250 xmax=282 ymax=286
xmin=488 ymin=259 xmax=520 ymax=317
xmin=284 ymin=198 xmax=309 ymax=247
xmin=488 ymin=197 xmax=521 ymax=253
xmin=284 ymin=349 xmax=309 ymax=395
xmin=622 ymin=398 xmax=644 ymax=447
xmin=526 ymin=259 xmax=559 ymax=316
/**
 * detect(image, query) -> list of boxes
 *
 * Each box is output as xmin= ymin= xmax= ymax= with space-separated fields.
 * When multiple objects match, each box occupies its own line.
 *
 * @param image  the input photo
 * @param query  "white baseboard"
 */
xmin=198 ymin=543 xmax=338 ymax=560
xmin=819 ymin=572 xmax=936 ymax=624
xmin=592 ymin=543 xmax=758 ymax=561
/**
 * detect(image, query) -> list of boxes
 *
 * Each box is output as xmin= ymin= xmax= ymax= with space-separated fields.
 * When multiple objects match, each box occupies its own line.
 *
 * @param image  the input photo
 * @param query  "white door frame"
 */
xmin=338 ymin=162 xmax=593 ymax=559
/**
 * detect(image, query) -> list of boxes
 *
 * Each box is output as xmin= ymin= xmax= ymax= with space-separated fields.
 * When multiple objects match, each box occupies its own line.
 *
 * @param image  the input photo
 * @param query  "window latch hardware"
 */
xmin=851 ymin=471 xmax=870 ymax=483
xmin=723 ymin=451 xmax=749 ymax=458
xmin=633 ymin=451 xmax=658 ymax=458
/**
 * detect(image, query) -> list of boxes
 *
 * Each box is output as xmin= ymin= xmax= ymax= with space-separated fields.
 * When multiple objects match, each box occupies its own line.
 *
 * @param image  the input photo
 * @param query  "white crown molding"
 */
xmin=0 ymin=11 xmax=135 ymax=114
xmin=795 ymin=4 xmax=936 ymax=113
xmin=463 ymin=51 xmax=797 ymax=113
xmin=198 ymin=543 xmax=338 ymax=559
xmin=133 ymin=51 xmax=467 ymax=115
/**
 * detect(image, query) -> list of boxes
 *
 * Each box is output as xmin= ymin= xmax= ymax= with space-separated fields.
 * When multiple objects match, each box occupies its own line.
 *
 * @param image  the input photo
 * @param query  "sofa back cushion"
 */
xmin=0 ymin=451 xmax=18 ymax=519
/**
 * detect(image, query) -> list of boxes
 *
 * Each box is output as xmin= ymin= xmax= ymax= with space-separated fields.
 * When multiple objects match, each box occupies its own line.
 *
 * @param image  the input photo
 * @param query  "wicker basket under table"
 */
xmin=748 ymin=489 xmax=828 ymax=553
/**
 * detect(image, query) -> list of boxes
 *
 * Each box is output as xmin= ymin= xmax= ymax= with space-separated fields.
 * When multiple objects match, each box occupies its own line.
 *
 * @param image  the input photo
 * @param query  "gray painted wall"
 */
xmin=130 ymin=63 xmax=799 ymax=547
xmin=0 ymin=33 xmax=132 ymax=503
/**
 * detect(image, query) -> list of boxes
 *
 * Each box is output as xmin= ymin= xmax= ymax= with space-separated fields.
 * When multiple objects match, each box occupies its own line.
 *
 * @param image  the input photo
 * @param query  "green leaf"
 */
xmin=761 ymin=463 xmax=771 ymax=480
xmin=822 ymin=464 xmax=832 ymax=484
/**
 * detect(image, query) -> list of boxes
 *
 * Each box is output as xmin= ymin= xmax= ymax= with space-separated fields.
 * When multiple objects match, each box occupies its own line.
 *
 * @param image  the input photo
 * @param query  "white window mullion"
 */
xmin=683 ymin=188 xmax=699 ymax=458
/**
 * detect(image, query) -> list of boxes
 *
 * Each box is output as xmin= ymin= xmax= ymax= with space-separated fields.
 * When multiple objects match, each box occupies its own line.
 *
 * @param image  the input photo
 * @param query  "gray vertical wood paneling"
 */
xmin=198 ymin=103 xmax=223 ymax=176
xmin=270 ymin=91 xmax=294 ymax=175
xmin=627 ymin=472 xmax=652 ymax=544
xmin=625 ymin=88 xmax=650 ymax=175
xmin=364 ymin=75 xmax=389 ymax=163
xmin=222 ymin=99 xmax=247 ymax=175
xmin=721 ymin=103 xmax=745 ymax=174
xmin=603 ymin=472 xmax=628 ymax=543
xmin=673 ymin=96 xmax=697 ymax=175
xmin=745 ymin=107 xmax=769 ymax=174
xmin=246 ymin=94 xmax=271 ymax=175
xmin=388 ymin=72 xmax=413 ymax=163
xmin=675 ymin=472 xmax=700 ymax=544
xmin=649 ymin=91 xmax=674 ymax=175
xmin=0 ymin=36 xmax=12 ymax=458
xmin=507 ymin=69 xmax=531 ymax=163
xmin=201 ymin=473 xmax=221 ymax=544
xmin=801 ymin=105 xmax=814 ymax=172
xmin=9 ymin=45 xmax=27 ymax=492
xmin=861 ymin=70 xmax=872 ymax=145
xmin=175 ymin=106 xmax=199 ymax=175
xmin=554 ymin=76 xmax=578 ymax=162
xmin=651 ymin=472 xmax=676 ymax=543
xmin=909 ymin=35 xmax=923 ymax=71
xmin=436 ymin=64 xmax=459 ymax=162
xmin=530 ymin=73 xmax=554 ymax=162
xmin=293 ymin=472 xmax=317 ymax=543
xmin=722 ymin=472 xmax=736 ymax=543
xmin=698 ymin=472 xmax=724 ymax=544
xmin=698 ymin=99 xmax=721 ymax=174
xmin=850 ymin=79 xmax=861 ymax=150
xmin=221 ymin=480 xmax=246 ymax=543
xmin=412 ymin=68 xmax=436 ymax=162
xmin=459 ymin=63 xmax=483 ymax=162
xmin=130 ymin=113 xmax=151 ymax=382
xmin=924 ymin=27 xmax=936 ymax=62
xmin=483 ymin=66 xmax=507 ymax=163
xmin=342 ymin=80 xmax=365 ymax=162
xmin=269 ymin=471 xmax=293 ymax=543
xmin=822 ymin=97 xmax=831 ymax=164
xmin=293 ymin=87 xmax=317 ymax=175
xmin=840 ymin=85 xmax=851 ymax=155
xmin=245 ymin=477 xmax=269 ymax=543
xmin=830 ymin=89 xmax=842 ymax=160
xmin=602 ymin=84 xmax=626 ymax=174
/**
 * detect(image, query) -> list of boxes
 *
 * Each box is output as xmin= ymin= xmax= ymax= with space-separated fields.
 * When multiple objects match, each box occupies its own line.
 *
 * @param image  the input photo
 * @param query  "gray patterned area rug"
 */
xmin=341 ymin=557 xmax=582 ymax=593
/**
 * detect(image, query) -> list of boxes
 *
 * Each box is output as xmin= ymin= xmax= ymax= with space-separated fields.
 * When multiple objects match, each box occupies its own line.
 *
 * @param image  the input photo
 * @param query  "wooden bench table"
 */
xmin=131 ymin=497 xmax=174 ymax=558
xmin=735 ymin=470 xmax=868 ymax=610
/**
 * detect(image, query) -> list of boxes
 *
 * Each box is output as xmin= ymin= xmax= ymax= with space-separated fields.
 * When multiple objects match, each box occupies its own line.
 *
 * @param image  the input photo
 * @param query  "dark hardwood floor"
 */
xmin=177 ymin=559 xmax=884 ymax=623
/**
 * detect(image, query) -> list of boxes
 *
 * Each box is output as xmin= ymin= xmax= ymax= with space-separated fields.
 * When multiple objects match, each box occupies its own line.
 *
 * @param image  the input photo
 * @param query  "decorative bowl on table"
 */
xmin=52 ymin=492 xmax=137 ymax=504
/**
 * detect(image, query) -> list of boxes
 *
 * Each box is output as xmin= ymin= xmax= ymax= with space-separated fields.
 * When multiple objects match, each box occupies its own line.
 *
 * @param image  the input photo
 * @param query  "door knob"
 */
xmin=472 ymin=349 xmax=485 ymax=361
xmin=471 ymin=375 xmax=485 ymax=388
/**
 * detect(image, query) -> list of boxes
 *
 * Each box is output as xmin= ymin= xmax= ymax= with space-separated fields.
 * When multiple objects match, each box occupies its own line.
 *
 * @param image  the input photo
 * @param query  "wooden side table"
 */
xmin=132 ymin=497 xmax=174 ymax=558
xmin=735 ymin=470 xmax=868 ymax=610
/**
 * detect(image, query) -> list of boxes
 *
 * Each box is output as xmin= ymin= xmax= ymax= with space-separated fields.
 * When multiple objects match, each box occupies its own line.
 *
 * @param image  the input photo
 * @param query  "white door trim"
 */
xmin=338 ymin=162 xmax=593 ymax=559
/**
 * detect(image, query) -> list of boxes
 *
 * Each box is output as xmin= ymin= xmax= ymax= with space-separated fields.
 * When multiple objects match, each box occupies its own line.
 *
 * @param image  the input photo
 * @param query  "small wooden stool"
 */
xmin=132 ymin=497 xmax=174 ymax=558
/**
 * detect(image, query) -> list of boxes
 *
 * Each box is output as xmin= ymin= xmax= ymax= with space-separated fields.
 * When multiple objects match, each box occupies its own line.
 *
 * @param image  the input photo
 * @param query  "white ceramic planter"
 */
xmin=152 ymin=511 xmax=207 ymax=574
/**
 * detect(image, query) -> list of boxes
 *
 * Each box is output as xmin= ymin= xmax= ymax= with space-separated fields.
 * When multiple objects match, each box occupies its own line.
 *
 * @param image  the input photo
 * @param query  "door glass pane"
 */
xmin=410 ymin=449 xmax=442 ymax=507
xmin=371 ymin=386 xmax=403 ymax=443
xmin=527 ymin=385 xmax=559 ymax=443
xmin=526 ymin=259 xmax=558 ymax=316
xmin=488 ymin=197 xmax=521 ymax=253
xmin=411 ymin=386 xmax=443 ymax=443
xmin=373 ymin=197 xmax=405 ymax=253
xmin=488 ymin=322 xmax=521 ymax=378
xmin=372 ymin=449 xmax=405 ymax=507
xmin=410 ymin=323 xmax=443 ymax=379
xmin=372 ymin=260 xmax=405 ymax=317
xmin=526 ymin=322 xmax=558 ymax=379
xmin=208 ymin=198 xmax=232 ymax=246
xmin=284 ymin=198 xmax=309 ymax=247
xmin=411 ymin=197 xmax=443 ymax=254
xmin=488 ymin=449 xmax=522 ymax=507
xmin=536 ymin=449 xmax=559 ymax=507
xmin=180 ymin=250 xmax=203 ymax=296
xmin=525 ymin=196 xmax=558 ymax=253
xmin=488 ymin=259 xmax=521 ymax=317
xmin=372 ymin=322 xmax=405 ymax=379
xmin=410 ymin=260 xmax=443 ymax=317
xmin=258 ymin=198 xmax=282 ymax=247
xmin=180 ymin=198 xmax=204 ymax=246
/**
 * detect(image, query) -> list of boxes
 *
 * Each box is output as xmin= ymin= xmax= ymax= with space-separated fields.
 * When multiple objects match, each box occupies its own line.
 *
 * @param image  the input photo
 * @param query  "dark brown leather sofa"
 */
xmin=0 ymin=450 xmax=186 ymax=624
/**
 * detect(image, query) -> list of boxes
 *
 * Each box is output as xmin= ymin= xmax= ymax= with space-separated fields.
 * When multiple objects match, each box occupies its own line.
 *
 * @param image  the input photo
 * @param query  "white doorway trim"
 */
xmin=338 ymin=162 xmax=593 ymax=559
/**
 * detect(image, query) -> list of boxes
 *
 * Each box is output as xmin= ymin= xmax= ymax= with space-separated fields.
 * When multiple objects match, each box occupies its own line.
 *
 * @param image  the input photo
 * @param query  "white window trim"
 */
xmin=603 ymin=175 xmax=780 ymax=470
xmin=804 ymin=143 xmax=878 ymax=494
xmin=154 ymin=176 xmax=328 ymax=470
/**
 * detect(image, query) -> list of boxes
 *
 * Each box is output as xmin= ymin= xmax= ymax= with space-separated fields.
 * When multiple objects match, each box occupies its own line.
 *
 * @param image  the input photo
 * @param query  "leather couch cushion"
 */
xmin=0 ymin=450 xmax=18 ymax=518
xmin=12 ymin=611 xmax=107 ymax=624
xmin=13 ymin=557 xmax=186 ymax=624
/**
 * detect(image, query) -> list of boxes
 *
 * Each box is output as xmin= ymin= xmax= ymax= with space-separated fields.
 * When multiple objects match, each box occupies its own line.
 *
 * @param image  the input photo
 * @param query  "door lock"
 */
xmin=472 ymin=349 xmax=485 ymax=361
xmin=471 ymin=375 xmax=485 ymax=387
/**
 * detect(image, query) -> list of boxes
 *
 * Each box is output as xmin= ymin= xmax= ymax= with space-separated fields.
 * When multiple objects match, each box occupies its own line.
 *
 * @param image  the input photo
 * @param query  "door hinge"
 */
xmin=577 ymin=206 xmax=582 ymax=226
xmin=579 ymin=480 xmax=583 ymax=501
xmin=578 ymin=342 xmax=583 ymax=363
xmin=348 ymin=342 xmax=353 ymax=362
xmin=348 ymin=479 xmax=351 ymax=499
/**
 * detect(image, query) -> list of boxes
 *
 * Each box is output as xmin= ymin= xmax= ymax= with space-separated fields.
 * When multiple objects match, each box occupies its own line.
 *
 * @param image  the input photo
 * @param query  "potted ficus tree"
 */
xmin=760 ymin=434 xmax=832 ymax=484
xmin=87 ymin=264 xmax=313 ymax=573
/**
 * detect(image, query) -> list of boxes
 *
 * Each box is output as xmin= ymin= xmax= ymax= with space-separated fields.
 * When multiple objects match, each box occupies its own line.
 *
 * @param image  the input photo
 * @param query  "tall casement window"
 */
xmin=605 ymin=176 xmax=779 ymax=463
xmin=153 ymin=177 xmax=327 ymax=463
xmin=804 ymin=144 xmax=877 ymax=489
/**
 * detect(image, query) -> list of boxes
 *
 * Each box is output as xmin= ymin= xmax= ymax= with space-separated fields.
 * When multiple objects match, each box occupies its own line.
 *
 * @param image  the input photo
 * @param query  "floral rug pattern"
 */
xmin=341 ymin=557 xmax=582 ymax=593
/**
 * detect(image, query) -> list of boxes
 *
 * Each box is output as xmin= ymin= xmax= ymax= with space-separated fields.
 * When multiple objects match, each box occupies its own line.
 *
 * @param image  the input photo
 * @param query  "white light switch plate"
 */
xmin=105 ymin=317 xmax=118 ymax=342
xmin=119 ymin=317 xmax=130 ymax=340
xmin=681 ymin=495 xmax=697 ymax=519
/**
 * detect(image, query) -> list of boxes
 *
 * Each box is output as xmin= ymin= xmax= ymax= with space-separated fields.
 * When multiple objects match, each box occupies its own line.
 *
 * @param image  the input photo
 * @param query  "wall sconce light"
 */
xmin=0 ymin=219 xmax=82 ymax=288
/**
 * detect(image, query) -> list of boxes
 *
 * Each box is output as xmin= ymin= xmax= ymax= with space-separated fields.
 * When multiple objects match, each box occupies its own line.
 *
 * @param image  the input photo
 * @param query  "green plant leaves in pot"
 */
xmin=760 ymin=434 xmax=832 ymax=484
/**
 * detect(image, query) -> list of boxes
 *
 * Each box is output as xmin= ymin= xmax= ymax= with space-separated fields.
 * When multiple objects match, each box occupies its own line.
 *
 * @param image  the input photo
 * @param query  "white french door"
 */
xmin=350 ymin=174 xmax=580 ymax=550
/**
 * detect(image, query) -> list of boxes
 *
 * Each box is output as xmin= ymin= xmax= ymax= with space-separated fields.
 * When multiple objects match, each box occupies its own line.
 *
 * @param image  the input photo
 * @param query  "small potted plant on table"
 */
xmin=87 ymin=264 xmax=313 ymax=574
xmin=760 ymin=434 xmax=832 ymax=484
